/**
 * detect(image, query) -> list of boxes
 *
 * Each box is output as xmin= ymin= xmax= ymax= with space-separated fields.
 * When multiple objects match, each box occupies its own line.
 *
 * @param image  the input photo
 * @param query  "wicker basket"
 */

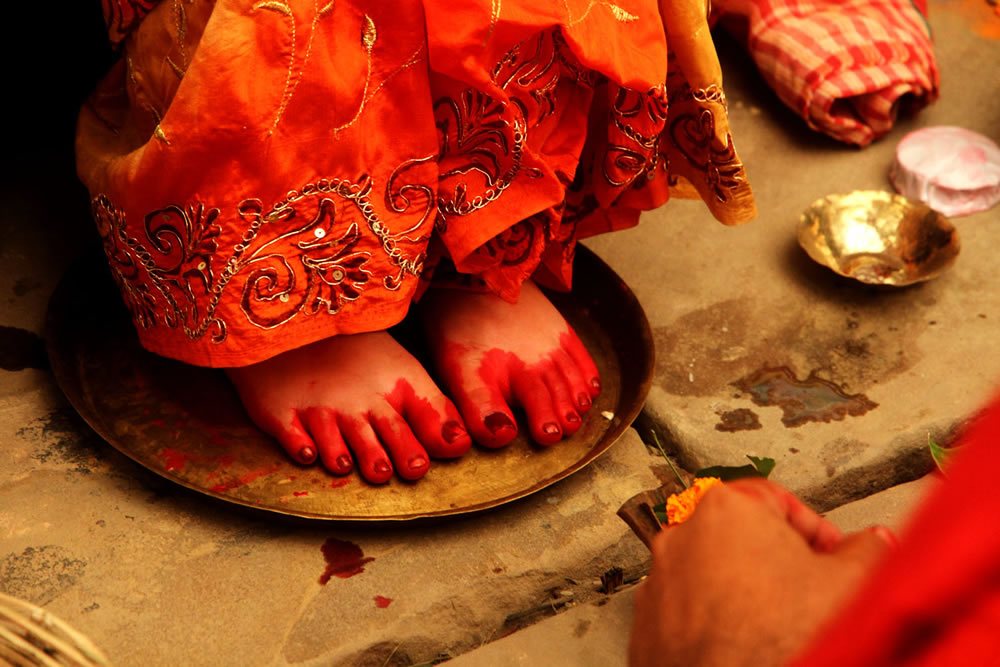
xmin=0 ymin=593 xmax=110 ymax=666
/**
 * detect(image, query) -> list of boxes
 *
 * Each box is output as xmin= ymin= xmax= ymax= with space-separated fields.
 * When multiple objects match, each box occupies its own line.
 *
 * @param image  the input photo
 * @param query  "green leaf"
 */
xmin=695 ymin=455 xmax=776 ymax=481
xmin=650 ymin=430 xmax=689 ymax=489
xmin=929 ymin=436 xmax=957 ymax=475
xmin=651 ymin=502 xmax=667 ymax=524
xmin=747 ymin=455 xmax=776 ymax=478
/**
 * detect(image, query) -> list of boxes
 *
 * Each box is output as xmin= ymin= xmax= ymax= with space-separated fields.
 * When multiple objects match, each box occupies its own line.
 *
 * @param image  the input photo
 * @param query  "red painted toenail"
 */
xmin=566 ymin=412 xmax=580 ymax=424
xmin=442 ymin=420 xmax=467 ymax=443
xmin=577 ymin=393 xmax=591 ymax=410
xmin=485 ymin=412 xmax=516 ymax=434
xmin=409 ymin=457 xmax=428 ymax=470
xmin=374 ymin=460 xmax=391 ymax=474
xmin=591 ymin=377 xmax=601 ymax=392
xmin=300 ymin=446 xmax=316 ymax=461
xmin=542 ymin=422 xmax=561 ymax=436
xmin=336 ymin=455 xmax=352 ymax=471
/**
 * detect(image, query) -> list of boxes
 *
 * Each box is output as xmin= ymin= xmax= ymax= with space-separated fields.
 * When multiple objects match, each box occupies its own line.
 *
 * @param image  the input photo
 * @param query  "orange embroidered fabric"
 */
xmin=78 ymin=0 xmax=756 ymax=368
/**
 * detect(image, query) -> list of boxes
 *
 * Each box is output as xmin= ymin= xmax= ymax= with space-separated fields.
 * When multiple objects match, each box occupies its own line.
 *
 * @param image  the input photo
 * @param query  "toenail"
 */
xmin=336 ymin=455 xmax=352 ymax=471
xmin=409 ymin=456 xmax=428 ymax=470
xmin=484 ymin=412 xmax=516 ymax=434
xmin=374 ymin=460 xmax=392 ymax=474
xmin=442 ymin=420 xmax=467 ymax=443
xmin=300 ymin=446 xmax=316 ymax=461
xmin=542 ymin=422 xmax=561 ymax=436
xmin=566 ymin=412 xmax=580 ymax=424
xmin=591 ymin=377 xmax=601 ymax=392
xmin=577 ymin=393 xmax=591 ymax=410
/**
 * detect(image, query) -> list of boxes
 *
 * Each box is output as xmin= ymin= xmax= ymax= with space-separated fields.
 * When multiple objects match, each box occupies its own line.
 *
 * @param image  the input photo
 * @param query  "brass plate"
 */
xmin=45 ymin=246 xmax=654 ymax=521
xmin=798 ymin=190 xmax=960 ymax=286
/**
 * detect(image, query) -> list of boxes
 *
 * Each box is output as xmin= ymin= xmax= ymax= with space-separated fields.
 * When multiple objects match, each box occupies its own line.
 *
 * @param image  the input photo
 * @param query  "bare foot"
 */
xmin=225 ymin=332 xmax=472 ymax=483
xmin=420 ymin=281 xmax=601 ymax=448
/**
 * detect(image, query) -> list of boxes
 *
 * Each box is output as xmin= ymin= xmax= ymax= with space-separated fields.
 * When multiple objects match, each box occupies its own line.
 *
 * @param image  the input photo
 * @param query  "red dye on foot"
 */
xmin=319 ymin=538 xmax=375 ymax=584
xmin=293 ymin=491 xmax=309 ymax=497
xmin=374 ymin=596 xmax=393 ymax=608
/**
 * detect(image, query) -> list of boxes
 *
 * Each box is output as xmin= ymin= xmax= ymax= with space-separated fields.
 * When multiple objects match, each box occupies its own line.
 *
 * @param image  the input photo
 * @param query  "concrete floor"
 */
xmin=2 ymin=1 xmax=998 ymax=665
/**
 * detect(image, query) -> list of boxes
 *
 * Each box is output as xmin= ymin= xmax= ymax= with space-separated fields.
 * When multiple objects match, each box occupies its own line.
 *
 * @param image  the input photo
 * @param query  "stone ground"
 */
xmin=2 ymin=2 xmax=998 ymax=665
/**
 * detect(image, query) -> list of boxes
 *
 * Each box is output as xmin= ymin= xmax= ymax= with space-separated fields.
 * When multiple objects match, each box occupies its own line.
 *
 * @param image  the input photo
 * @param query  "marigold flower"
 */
xmin=665 ymin=477 xmax=723 ymax=525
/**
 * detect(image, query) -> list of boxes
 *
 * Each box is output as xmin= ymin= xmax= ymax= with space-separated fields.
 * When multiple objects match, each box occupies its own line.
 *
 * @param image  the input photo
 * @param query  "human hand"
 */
xmin=629 ymin=480 xmax=896 ymax=667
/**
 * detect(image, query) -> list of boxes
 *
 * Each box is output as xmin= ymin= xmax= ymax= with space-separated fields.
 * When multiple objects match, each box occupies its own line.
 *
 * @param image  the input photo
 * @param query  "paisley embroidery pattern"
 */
xmin=93 ymin=176 xmax=427 ymax=343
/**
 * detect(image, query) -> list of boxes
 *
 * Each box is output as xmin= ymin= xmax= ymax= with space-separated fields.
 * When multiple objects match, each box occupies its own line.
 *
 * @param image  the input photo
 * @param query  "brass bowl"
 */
xmin=798 ymin=190 xmax=960 ymax=286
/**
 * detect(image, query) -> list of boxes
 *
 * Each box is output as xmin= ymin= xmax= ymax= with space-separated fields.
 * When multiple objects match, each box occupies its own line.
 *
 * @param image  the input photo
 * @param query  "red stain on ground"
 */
xmin=374 ymin=596 xmax=393 ymax=608
xmin=330 ymin=478 xmax=352 ymax=488
xmin=209 ymin=465 xmax=281 ymax=494
xmin=319 ymin=538 xmax=374 ymax=584
xmin=150 ymin=419 xmax=165 ymax=427
xmin=293 ymin=491 xmax=309 ymax=497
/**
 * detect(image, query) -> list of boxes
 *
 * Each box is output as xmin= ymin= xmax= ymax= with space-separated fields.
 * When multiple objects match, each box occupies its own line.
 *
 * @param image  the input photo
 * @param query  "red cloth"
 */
xmin=715 ymin=0 xmax=939 ymax=146
xmin=79 ymin=0 xmax=756 ymax=367
xmin=794 ymin=391 xmax=1000 ymax=665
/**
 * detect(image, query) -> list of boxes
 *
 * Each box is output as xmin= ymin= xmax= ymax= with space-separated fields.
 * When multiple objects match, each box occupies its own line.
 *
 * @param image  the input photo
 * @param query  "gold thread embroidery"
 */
xmin=166 ymin=56 xmax=185 ymax=79
xmin=330 ymin=21 xmax=426 ymax=137
xmin=173 ymin=0 xmax=188 ymax=67
xmin=254 ymin=0 xmax=292 ymax=16
xmin=253 ymin=1 xmax=298 ymax=136
xmin=563 ymin=0 xmax=639 ymax=26
xmin=484 ymin=0 xmax=502 ymax=47
xmin=330 ymin=15 xmax=377 ymax=136
xmin=147 ymin=104 xmax=171 ymax=145
xmin=92 ymin=172 xmax=429 ymax=341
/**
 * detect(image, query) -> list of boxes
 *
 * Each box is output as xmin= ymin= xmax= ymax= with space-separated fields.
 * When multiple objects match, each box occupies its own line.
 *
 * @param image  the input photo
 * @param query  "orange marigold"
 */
xmin=665 ymin=477 xmax=723 ymax=525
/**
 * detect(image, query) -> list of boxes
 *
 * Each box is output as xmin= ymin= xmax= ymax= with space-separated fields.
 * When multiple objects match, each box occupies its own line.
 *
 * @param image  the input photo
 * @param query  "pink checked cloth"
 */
xmin=714 ymin=0 xmax=940 ymax=146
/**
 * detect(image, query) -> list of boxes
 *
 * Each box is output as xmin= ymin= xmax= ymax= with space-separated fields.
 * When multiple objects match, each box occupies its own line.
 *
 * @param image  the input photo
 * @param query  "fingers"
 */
xmin=830 ymin=526 xmax=896 ymax=567
xmin=726 ymin=478 xmax=844 ymax=552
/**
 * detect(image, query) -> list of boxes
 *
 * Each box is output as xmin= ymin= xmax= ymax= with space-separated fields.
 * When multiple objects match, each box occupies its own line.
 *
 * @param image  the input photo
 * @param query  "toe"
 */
xmin=542 ymin=366 xmax=582 ymax=436
xmin=560 ymin=329 xmax=601 ymax=398
xmin=446 ymin=377 xmax=518 ymax=449
xmin=511 ymin=371 xmax=562 ymax=446
xmin=552 ymin=349 xmax=593 ymax=414
xmin=402 ymin=395 xmax=472 ymax=459
xmin=301 ymin=407 xmax=353 ymax=475
xmin=371 ymin=412 xmax=431 ymax=481
xmin=262 ymin=413 xmax=318 ymax=465
xmin=338 ymin=415 xmax=394 ymax=484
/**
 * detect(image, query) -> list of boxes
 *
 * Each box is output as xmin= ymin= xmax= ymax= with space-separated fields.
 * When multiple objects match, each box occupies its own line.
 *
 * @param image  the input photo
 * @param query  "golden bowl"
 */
xmin=798 ymin=190 xmax=961 ymax=286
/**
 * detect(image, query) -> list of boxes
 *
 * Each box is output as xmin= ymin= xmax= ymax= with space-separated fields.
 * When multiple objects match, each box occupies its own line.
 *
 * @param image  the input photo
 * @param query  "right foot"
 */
xmin=419 ymin=280 xmax=601 ymax=448
xmin=225 ymin=332 xmax=472 ymax=484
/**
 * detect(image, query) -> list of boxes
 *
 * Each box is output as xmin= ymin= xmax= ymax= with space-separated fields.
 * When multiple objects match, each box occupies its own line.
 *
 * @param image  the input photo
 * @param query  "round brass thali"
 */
xmin=46 ymin=246 xmax=653 ymax=521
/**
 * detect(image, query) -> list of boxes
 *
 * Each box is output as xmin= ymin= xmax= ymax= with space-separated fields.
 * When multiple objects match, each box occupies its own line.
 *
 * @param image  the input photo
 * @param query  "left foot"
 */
xmin=419 ymin=280 xmax=601 ymax=448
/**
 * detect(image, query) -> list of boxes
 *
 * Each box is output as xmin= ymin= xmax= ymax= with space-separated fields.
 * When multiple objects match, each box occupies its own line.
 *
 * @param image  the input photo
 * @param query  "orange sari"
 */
xmin=79 ymin=0 xmax=756 ymax=367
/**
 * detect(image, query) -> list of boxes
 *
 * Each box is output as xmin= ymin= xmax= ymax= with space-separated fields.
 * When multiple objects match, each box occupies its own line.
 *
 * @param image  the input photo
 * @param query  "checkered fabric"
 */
xmin=715 ymin=0 xmax=940 ymax=146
